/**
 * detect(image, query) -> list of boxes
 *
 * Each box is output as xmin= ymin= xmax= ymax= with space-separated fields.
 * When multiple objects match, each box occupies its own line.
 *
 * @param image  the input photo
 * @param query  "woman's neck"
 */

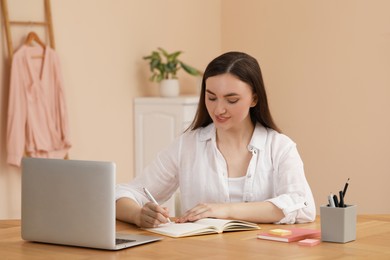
xmin=216 ymin=121 xmax=255 ymax=149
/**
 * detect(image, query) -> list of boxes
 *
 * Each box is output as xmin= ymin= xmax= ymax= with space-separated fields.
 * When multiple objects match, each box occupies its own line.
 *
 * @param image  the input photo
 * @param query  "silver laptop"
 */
xmin=21 ymin=157 xmax=162 ymax=250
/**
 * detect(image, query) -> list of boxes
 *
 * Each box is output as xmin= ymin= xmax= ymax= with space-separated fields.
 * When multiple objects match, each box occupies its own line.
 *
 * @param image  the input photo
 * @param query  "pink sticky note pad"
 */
xmin=298 ymin=238 xmax=321 ymax=246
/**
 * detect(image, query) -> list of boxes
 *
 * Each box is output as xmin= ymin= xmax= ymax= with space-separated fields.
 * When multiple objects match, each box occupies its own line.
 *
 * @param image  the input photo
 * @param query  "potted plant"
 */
xmin=143 ymin=47 xmax=202 ymax=97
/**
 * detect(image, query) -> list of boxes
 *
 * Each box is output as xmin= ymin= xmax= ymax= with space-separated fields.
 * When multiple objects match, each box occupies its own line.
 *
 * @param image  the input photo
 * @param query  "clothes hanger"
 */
xmin=25 ymin=31 xmax=46 ymax=58
xmin=25 ymin=31 xmax=46 ymax=48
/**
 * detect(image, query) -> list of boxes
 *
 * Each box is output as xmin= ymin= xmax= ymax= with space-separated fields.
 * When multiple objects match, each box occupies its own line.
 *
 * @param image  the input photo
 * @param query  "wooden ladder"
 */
xmin=0 ymin=0 xmax=55 ymax=62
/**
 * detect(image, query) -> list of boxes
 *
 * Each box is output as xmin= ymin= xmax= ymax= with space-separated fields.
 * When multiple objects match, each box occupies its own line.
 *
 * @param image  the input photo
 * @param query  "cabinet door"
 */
xmin=134 ymin=106 xmax=184 ymax=177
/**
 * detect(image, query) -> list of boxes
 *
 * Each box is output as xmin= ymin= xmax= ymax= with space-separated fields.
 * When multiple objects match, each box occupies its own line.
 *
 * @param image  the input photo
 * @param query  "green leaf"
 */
xmin=180 ymin=61 xmax=201 ymax=76
xmin=150 ymin=59 xmax=160 ymax=70
xmin=167 ymin=51 xmax=182 ymax=62
xmin=158 ymin=47 xmax=169 ymax=58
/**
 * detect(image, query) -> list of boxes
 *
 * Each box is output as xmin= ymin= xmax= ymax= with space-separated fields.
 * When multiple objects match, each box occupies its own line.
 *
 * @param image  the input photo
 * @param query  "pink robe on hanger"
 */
xmin=7 ymin=45 xmax=71 ymax=167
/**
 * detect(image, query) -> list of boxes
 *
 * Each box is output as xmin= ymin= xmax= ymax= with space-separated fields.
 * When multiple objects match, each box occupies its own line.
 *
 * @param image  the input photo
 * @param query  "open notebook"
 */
xmin=145 ymin=218 xmax=260 ymax=238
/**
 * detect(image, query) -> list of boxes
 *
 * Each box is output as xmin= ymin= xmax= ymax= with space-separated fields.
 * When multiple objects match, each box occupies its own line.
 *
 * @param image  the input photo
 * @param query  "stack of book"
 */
xmin=257 ymin=228 xmax=321 ymax=243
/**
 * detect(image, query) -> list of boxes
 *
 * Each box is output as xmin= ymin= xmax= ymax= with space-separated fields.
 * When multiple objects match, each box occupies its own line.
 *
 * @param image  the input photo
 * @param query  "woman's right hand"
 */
xmin=137 ymin=202 xmax=170 ymax=228
xmin=116 ymin=198 xmax=170 ymax=228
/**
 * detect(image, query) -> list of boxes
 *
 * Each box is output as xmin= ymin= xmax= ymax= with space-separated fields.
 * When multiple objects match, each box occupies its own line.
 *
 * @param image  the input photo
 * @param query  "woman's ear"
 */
xmin=251 ymin=94 xmax=258 ymax=107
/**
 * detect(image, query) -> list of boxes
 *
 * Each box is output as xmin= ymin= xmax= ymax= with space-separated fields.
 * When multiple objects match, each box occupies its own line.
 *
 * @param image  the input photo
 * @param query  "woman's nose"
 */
xmin=215 ymin=102 xmax=227 ymax=114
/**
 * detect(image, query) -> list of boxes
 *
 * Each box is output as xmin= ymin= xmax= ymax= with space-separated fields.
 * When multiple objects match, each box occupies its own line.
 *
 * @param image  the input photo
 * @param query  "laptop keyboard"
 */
xmin=116 ymin=238 xmax=136 ymax=245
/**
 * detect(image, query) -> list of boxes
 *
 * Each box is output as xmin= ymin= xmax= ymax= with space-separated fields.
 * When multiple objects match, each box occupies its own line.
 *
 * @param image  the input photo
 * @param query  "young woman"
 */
xmin=116 ymin=51 xmax=315 ymax=228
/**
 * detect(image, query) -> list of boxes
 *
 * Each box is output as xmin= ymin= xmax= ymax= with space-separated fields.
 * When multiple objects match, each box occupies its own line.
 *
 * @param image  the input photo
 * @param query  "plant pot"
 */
xmin=159 ymin=79 xmax=180 ymax=97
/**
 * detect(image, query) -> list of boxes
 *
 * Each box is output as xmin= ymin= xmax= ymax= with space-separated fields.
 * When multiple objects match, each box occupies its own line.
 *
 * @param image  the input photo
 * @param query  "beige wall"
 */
xmin=0 ymin=0 xmax=221 ymax=219
xmin=1 ymin=0 xmax=389 ymax=219
xmin=222 ymin=0 xmax=390 ymax=214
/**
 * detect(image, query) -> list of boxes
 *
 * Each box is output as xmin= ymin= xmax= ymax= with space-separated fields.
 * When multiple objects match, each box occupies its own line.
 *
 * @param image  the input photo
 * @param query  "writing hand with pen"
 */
xmin=140 ymin=188 xmax=172 ymax=228
xmin=328 ymin=178 xmax=350 ymax=208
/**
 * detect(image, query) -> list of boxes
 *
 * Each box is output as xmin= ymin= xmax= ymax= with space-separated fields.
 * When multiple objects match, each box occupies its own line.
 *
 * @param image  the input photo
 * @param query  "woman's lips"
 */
xmin=215 ymin=115 xmax=230 ymax=123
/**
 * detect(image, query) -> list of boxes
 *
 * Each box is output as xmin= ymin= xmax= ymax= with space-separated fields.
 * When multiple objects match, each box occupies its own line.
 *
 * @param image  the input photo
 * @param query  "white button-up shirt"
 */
xmin=116 ymin=123 xmax=316 ymax=224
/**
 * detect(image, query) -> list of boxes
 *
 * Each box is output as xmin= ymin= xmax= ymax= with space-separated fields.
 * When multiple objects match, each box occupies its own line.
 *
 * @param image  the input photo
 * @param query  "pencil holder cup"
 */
xmin=320 ymin=204 xmax=356 ymax=243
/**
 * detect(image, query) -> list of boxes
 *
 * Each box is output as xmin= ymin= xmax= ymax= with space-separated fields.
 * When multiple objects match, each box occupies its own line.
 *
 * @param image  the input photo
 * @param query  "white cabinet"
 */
xmin=134 ymin=96 xmax=199 ymax=216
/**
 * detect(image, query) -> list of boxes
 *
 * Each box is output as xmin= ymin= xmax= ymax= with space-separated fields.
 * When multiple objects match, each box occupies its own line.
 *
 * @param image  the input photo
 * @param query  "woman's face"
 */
xmin=205 ymin=73 xmax=257 ymax=131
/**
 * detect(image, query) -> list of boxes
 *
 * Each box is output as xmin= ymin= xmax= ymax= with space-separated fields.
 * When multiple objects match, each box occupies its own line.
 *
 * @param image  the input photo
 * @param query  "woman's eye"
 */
xmin=207 ymin=97 xmax=217 ymax=101
xmin=228 ymin=99 xmax=239 ymax=104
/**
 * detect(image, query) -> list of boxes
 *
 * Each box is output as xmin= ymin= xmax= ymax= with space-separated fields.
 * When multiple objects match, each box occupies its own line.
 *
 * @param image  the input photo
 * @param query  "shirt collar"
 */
xmin=247 ymin=123 xmax=268 ymax=152
xmin=198 ymin=123 xmax=215 ymax=142
xmin=198 ymin=123 xmax=268 ymax=151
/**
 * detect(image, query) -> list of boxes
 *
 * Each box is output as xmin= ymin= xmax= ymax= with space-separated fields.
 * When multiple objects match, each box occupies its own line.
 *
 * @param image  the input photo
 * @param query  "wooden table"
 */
xmin=1 ymin=215 xmax=389 ymax=259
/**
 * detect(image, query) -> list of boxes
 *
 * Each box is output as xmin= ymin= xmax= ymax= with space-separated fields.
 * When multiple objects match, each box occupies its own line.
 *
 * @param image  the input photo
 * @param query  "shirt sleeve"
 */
xmin=7 ymin=52 xmax=28 ymax=167
xmin=115 ymin=138 xmax=180 ymax=206
xmin=266 ymin=136 xmax=316 ymax=224
xmin=52 ymin=50 xmax=71 ymax=147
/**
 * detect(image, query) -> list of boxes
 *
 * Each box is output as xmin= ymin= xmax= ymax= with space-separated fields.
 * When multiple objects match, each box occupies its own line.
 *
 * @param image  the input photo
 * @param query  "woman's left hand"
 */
xmin=176 ymin=203 xmax=229 ymax=223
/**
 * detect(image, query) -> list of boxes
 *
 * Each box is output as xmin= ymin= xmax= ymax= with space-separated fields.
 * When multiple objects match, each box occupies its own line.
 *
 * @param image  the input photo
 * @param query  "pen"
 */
xmin=342 ymin=178 xmax=350 ymax=197
xmin=143 ymin=187 xmax=172 ymax=223
xmin=328 ymin=193 xmax=336 ymax=207
xmin=339 ymin=190 xmax=345 ymax=208
xmin=333 ymin=194 xmax=339 ymax=207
